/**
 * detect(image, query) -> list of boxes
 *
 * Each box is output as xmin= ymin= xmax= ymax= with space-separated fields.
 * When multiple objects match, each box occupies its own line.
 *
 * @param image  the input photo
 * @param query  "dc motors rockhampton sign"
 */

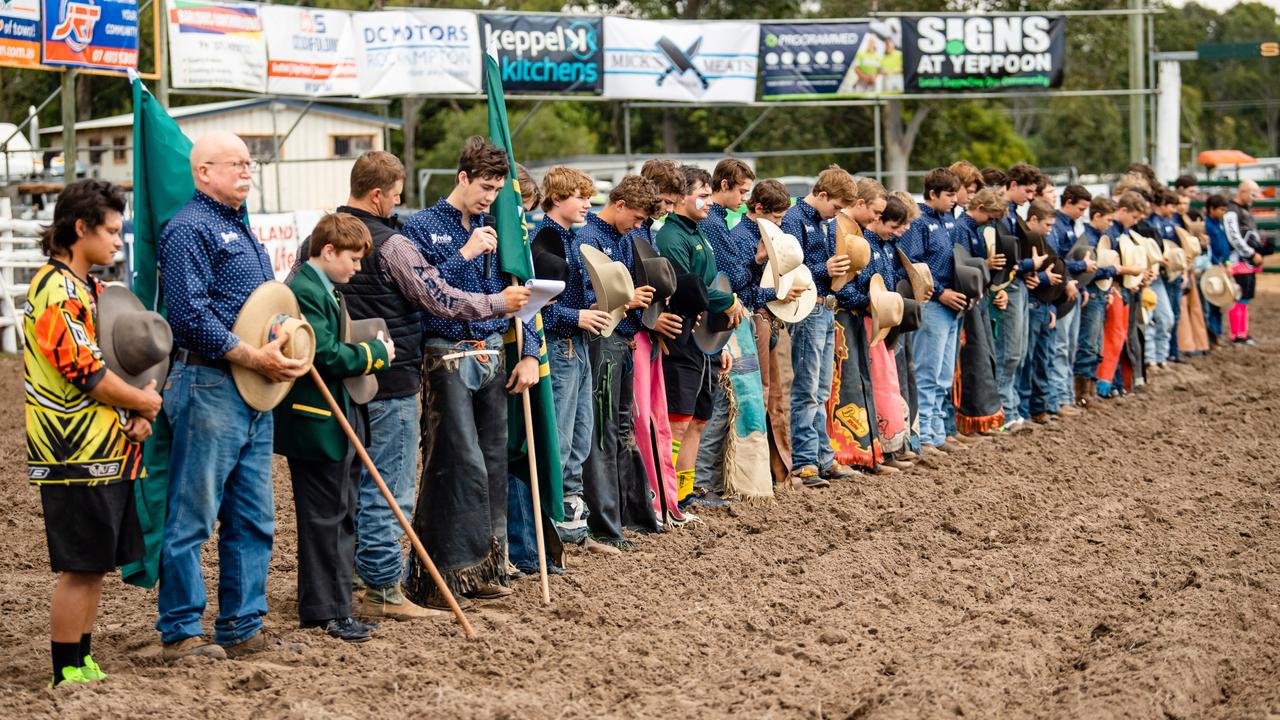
xmin=902 ymin=15 xmax=1065 ymax=91
xmin=481 ymin=14 xmax=601 ymax=94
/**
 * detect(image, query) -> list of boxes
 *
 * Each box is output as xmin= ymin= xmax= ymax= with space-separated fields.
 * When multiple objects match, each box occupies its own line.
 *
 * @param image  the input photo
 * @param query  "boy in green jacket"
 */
xmin=276 ymin=213 xmax=392 ymax=643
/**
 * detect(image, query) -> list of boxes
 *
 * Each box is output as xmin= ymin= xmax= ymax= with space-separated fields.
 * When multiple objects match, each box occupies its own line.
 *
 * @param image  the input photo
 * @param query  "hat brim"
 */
xmin=98 ymin=285 xmax=173 ymax=390
xmin=867 ymin=274 xmax=903 ymax=347
xmin=231 ymin=281 xmax=311 ymax=412
xmin=1201 ymin=266 xmax=1239 ymax=309
xmin=343 ymin=316 xmax=388 ymax=405
xmin=763 ymin=262 xmax=817 ymax=324
xmin=693 ymin=275 xmax=735 ymax=353
xmin=759 ymin=218 xmax=801 ymax=297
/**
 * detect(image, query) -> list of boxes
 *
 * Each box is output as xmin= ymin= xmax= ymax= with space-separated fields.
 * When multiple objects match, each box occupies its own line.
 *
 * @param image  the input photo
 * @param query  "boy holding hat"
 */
xmin=1018 ymin=199 xmax=1071 ymax=424
xmin=28 ymin=180 xmax=164 ymax=686
xmin=275 ymin=213 xmax=392 ymax=643
xmin=1074 ymin=197 xmax=1121 ymax=405
xmin=1046 ymin=184 xmax=1094 ymax=415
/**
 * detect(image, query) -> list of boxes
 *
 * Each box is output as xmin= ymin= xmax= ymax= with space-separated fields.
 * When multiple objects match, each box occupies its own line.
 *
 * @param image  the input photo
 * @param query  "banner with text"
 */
xmin=603 ymin=17 xmax=758 ymax=103
xmin=0 ymin=0 xmax=41 ymax=69
xmin=42 ymin=0 xmax=138 ymax=71
xmin=353 ymin=8 xmax=480 ymax=97
xmin=759 ymin=20 xmax=903 ymax=99
xmin=167 ymin=0 xmax=266 ymax=92
xmin=902 ymin=15 xmax=1065 ymax=91
xmin=262 ymin=6 xmax=357 ymax=96
xmin=481 ymin=13 xmax=601 ymax=94
xmin=251 ymin=212 xmax=299 ymax=281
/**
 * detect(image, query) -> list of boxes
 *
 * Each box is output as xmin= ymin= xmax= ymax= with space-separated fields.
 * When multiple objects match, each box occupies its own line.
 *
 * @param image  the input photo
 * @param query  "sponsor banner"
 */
xmin=250 ymin=212 xmax=299 ymax=282
xmin=1 ymin=0 xmax=41 ymax=69
xmin=353 ymin=9 xmax=480 ymax=97
xmin=603 ymin=17 xmax=758 ymax=103
xmin=167 ymin=0 xmax=266 ymax=92
xmin=481 ymin=13 xmax=601 ymax=94
xmin=760 ymin=21 xmax=904 ymax=98
xmin=41 ymin=0 xmax=138 ymax=71
xmin=902 ymin=15 xmax=1065 ymax=91
xmin=262 ymin=6 xmax=357 ymax=96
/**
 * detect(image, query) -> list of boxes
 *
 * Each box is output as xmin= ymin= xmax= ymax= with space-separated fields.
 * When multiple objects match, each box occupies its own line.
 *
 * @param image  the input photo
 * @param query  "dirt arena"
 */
xmin=1 ymin=278 xmax=1278 ymax=719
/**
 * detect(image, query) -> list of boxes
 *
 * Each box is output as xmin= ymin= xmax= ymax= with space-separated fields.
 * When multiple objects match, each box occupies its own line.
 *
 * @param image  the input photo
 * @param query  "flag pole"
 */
xmin=513 ymin=288 xmax=552 ymax=605
xmin=306 ymin=367 xmax=477 ymax=638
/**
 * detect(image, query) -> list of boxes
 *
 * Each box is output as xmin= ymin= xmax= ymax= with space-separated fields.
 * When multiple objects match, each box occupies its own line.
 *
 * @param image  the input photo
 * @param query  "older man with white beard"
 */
xmin=155 ymin=132 xmax=308 ymax=661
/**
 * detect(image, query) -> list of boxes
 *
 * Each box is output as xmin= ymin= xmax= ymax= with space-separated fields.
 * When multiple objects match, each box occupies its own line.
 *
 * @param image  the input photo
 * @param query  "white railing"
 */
xmin=0 ymin=198 xmax=49 ymax=353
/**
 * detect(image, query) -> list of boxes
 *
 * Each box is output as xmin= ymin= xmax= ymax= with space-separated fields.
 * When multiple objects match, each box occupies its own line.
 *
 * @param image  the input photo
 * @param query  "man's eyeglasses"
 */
xmin=204 ymin=160 xmax=259 ymax=173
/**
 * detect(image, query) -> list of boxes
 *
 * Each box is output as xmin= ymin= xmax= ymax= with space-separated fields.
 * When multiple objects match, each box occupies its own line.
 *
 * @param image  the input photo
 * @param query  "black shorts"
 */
xmin=41 ymin=481 xmax=143 ymax=574
xmin=1235 ymin=272 xmax=1257 ymax=301
xmin=662 ymin=332 xmax=714 ymax=421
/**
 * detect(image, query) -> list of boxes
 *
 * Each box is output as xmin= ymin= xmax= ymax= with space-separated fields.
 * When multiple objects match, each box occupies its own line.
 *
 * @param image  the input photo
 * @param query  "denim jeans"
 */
xmin=997 ymin=280 xmax=1029 ymax=423
xmin=787 ymin=305 xmax=835 ymax=470
xmin=1073 ymin=287 xmax=1107 ymax=380
xmin=913 ymin=300 xmax=961 ymax=447
xmin=1165 ymin=275 xmax=1183 ymax=360
xmin=1018 ymin=300 xmax=1056 ymax=417
xmin=354 ymin=394 xmax=418 ymax=590
xmin=1142 ymin=278 xmax=1174 ymax=365
xmin=1049 ymin=295 xmax=1081 ymax=409
xmin=507 ymin=475 xmax=540 ymax=573
xmin=548 ymin=334 xmax=593 ymax=502
xmin=694 ymin=380 xmax=728 ymax=493
xmin=156 ymin=361 xmax=275 ymax=646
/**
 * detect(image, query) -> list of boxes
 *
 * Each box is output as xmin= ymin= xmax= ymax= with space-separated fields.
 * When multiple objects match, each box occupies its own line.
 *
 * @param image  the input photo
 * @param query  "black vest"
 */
xmin=335 ymin=206 xmax=424 ymax=400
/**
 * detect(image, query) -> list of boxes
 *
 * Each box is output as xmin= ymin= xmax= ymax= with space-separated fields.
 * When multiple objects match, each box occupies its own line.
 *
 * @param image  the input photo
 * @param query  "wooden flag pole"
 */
xmin=306 ymin=367 xmax=476 ymax=638
xmin=513 ymin=304 xmax=552 ymax=605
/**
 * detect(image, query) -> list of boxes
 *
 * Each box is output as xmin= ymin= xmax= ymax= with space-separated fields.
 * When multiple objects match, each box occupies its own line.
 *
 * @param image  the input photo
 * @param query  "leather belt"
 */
xmin=176 ymin=348 xmax=230 ymax=372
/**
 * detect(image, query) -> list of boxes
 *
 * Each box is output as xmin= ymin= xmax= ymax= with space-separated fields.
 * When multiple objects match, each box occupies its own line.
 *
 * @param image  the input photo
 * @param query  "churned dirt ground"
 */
xmin=1 ymin=278 xmax=1279 ymax=719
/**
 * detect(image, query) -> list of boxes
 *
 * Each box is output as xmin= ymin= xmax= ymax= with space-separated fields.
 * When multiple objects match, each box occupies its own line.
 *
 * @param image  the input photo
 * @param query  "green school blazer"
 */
xmin=273 ymin=263 xmax=389 ymax=462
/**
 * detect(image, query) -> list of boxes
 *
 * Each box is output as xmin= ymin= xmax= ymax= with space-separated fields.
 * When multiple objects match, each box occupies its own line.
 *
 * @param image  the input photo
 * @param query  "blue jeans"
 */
xmin=1018 ymin=300 xmax=1056 ymax=417
xmin=695 ymin=380 xmax=728 ymax=492
xmin=1049 ymin=295 xmax=1081 ymax=409
xmin=996 ymin=281 xmax=1029 ymax=423
xmin=353 ymin=394 xmax=418 ymax=590
xmin=788 ymin=306 xmax=835 ymax=470
xmin=1142 ymin=278 xmax=1174 ymax=365
xmin=1073 ymin=287 xmax=1107 ymax=380
xmin=1165 ymin=275 xmax=1183 ymax=360
xmin=156 ymin=361 xmax=275 ymax=646
xmin=507 ymin=475 xmax=540 ymax=573
xmin=914 ymin=300 xmax=961 ymax=447
xmin=548 ymin=334 xmax=593 ymax=500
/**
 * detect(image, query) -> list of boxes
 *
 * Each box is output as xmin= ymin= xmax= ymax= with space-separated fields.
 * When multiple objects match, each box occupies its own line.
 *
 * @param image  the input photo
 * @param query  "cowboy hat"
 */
xmin=1175 ymin=225 xmax=1202 ymax=257
xmin=952 ymin=244 xmax=985 ymax=301
xmin=762 ymin=261 xmax=817 ymax=323
xmin=533 ymin=250 xmax=570 ymax=294
xmin=633 ymin=236 xmax=677 ymax=330
xmin=1031 ymin=256 xmax=1068 ymax=305
xmin=343 ymin=316 xmax=388 ymax=405
xmin=987 ymin=226 xmax=1020 ymax=292
xmin=1095 ymin=238 xmax=1119 ymax=293
xmin=886 ymin=278 xmax=922 ymax=347
xmin=98 ymin=285 xmax=173 ymax=390
xmin=866 ymin=274 xmax=904 ymax=347
xmin=1118 ymin=233 xmax=1144 ymax=291
xmin=1140 ymin=234 xmax=1164 ymax=269
xmin=1066 ymin=241 xmax=1098 ymax=288
xmin=830 ymin=213 xmax=871 ymax=293
xmin=1054 ymin=286 xmax=1078 ymax=319
xmin=231 ymin=281 xmax=316 ymax=412
xmin=668 ymin=272 xmax=710 ymax=322
xmin=896 ymin=246 xmax=935 ymax=303
xmin=693 ymin=274 xmax=735 ymax=354
xmin=1201 ymin=265 xmax=1240 ymax=309
xmin=1140 ymin=287 xmax=1158 ymax=325
xmin=579 ymin=244 xmax=636 ymax=337
xmin=759 ymin=218 xmax=804 ymax=300
xmin=1163 ymin=240 xmax=1188 ymax=276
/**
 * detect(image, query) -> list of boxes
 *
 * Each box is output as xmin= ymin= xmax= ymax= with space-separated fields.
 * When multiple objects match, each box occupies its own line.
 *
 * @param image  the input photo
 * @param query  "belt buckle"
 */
xmin=823 ymin=295 xmax=837 ymax=310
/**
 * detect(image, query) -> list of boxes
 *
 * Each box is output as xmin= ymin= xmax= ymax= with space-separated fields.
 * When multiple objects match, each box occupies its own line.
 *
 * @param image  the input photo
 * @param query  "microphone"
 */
xmin=478 ymin=212 xmax=494 ymax=280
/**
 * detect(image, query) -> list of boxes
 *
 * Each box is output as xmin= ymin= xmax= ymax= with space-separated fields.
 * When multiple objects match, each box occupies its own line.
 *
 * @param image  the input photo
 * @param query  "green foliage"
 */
xmin=912 ymin=101 xmax=1032 ymax=172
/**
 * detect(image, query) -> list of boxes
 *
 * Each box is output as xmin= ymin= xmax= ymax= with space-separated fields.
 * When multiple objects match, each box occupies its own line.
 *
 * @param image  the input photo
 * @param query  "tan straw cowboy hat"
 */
xmin=866 ymin=273 xmax=904 ymax=347
xmin=231 ymin=281 xmax=316 ymax=412
xmin=1175 ymin=225 xmax=1202 ymax=258
xmin=580 ymin=244 xmax=636 ymax=337
xmin=830 ymin=212 xmax=871 ymax=293
xmin=896 ymin=246 xmax=935 ymax=303
xmin=1201 ymin=265 xmax=1240 ymax=310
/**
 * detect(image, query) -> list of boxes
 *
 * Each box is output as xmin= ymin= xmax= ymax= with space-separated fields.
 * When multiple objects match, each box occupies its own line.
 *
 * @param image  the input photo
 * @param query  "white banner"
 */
xmin=167 ymin=0 xmax=267 ymax=93
xmin=251 ymin=212 xmax=300 ymax=282
xmin=261 ymin=6 xmax=358 ymax=97
xmin=353 ymin=9 xmax=480 ymax=98
xmin=603 ymin=17 xmax=759 ymax=102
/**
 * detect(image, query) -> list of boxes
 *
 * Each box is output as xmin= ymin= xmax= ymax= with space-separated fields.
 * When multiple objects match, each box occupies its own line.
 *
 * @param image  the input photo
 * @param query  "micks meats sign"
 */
xmin=902 ymin=15 xmax=1065 ymax=91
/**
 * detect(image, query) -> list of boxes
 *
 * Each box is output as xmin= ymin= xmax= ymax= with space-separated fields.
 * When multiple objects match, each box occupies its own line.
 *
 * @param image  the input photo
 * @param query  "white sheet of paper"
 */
xmin=514 ymin=279 xmax=566 ymax=325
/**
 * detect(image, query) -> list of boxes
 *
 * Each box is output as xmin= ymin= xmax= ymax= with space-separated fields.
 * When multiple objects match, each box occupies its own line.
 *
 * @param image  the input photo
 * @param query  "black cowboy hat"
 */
xmin=693 ymin=274 xmax=735 ymax=354
xmin=1031 ymin=255 xmax=1068 ymax=305
xmin=668 ymin=272 xmax=709 ymax=321
xmin=533 ymin=251 xmax=569 ymax=298
xmin=1066 ymin=241 xmax=1098 ymax=288
xmin=887 ymin=278 xmax=922 ymax=347
xmin=633 ymin=237 xmax=677 ymax=330
xmin=952 ymin=244 xmax=986 ymax=300
xmin=1053 ymin=286 xmax=1077 ymax=319
xmin=989 ymin=227 xmax=1021 ymax=290
xmin=532 ymin=225 xmax=565 ymax=261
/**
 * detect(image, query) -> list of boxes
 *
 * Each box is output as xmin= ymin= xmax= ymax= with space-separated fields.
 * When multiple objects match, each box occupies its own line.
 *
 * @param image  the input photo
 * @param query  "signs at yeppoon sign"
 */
xmin=481 ymin=14 xmax=602 ymax=94
xmin=603 ymin=17 xmax=758 ymax=103
xmin=902 ymin=15 xmax=1065 ymax=91
xmin=759 ymin=20 xmax=903 ymax=99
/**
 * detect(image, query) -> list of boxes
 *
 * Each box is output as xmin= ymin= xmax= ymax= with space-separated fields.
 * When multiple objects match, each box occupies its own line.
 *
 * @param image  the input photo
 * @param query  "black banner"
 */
xmin=902 ymin=16 xmax=1065 ymax=92
xmin=481 ymin=14 xmax=602 ymax=94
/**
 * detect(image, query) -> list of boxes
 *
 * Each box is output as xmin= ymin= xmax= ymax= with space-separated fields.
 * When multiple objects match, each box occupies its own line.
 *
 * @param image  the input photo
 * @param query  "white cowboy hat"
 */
xmin=758 ymin=218 xmax=804 ymax=300
xmin=762 ymin=261 xmax=817 ymax=323
xmin=1201 ymin=265 xmax=1240 ymax=309
xmin=1118 ymin=233 xmax=1144 ymax=291
xmin=1095 ymin=237 xmax=1119 ymax=293
xmin=231 ymin=281 xmax=316 ymax=412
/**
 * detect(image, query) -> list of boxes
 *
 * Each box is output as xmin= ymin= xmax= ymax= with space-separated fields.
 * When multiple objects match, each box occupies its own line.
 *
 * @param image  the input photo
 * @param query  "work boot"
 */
xmin=1031 ymin=412 xmax=1053 ymax=425
xmin=162 ymin=635 xmax=227 ymax=663
xmin=1058 ymin=404 xmax=1084 ymax=418
xmin=223 ymin=630 xmax=305 ymax=659
xmin=358 ymin=584 xmax=444 ymax=621
xmin=954 ymin=433 xmax=983 ymax=444
xmin=583 ymin=537 xmax=622 ymax=556
xmin=821 ymin=462 xmax=859 ymax=480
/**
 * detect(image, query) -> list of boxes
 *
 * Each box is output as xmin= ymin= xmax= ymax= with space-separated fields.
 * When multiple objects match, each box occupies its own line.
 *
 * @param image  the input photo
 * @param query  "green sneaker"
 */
xmin=49 ymin=666 xmax=89 ymax=688
xmin=79 ymin=655 xmax=106 ymax=681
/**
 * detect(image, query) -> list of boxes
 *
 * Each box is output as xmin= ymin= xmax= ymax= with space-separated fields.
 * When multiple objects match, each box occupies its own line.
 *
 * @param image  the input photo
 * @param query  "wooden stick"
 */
xmin=306 ymin=367 xmax=476 ymax=638
xmin=513 ymin=299 xmax=552 ymax=605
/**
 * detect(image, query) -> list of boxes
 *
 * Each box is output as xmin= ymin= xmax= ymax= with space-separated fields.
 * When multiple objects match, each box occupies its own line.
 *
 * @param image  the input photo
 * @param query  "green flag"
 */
xmin=121 ymin=76 xmax=192 ymax=588
xmin=486 ymin=53 xmax=564 ymax=524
